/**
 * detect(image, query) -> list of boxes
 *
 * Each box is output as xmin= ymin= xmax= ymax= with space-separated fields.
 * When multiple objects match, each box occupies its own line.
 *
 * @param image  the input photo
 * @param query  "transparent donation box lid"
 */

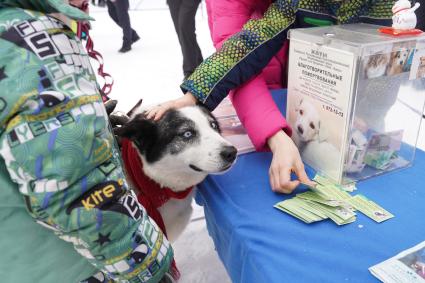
xmin=287 ymin=24 xmax=425 ymax=184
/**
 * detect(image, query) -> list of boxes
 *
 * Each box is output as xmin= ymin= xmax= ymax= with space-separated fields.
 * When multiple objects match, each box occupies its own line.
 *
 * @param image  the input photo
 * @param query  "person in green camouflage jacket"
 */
xmin=0 ymin=1 xmax=173 ymax=282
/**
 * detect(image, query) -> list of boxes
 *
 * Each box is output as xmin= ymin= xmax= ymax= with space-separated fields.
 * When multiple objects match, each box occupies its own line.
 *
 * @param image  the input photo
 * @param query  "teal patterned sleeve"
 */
xmin=180 ymin=0 xmax=299 ymax=110
xmin=180 ymin=0 xmax=393 ymax=111
xmin=0 ymin=9 xmax=172 ymax=283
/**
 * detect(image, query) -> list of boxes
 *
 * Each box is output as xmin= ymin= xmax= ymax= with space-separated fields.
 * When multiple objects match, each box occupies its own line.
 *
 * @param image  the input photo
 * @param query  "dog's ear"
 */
xmin=317 ymin=121 xmax=329 ymax=143
xmin=114 ymin=114 xmax=157 ymax=151
xmin=295 ymin=98 xmax=303 ymax=112
xmin=104 ymin=99 xmax=118 ymax=115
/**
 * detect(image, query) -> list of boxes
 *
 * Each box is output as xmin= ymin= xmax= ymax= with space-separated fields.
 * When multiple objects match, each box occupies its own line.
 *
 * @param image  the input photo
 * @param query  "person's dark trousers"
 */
xmin=106 ymin=0 xmax=138 ymax=50
xmin=167 ymin=0 xmax=203 ymax=78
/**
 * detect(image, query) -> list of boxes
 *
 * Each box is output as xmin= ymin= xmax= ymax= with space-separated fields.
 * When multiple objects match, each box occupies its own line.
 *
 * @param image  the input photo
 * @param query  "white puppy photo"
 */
xmin=292 ymin=99 xmax=340 ymax=176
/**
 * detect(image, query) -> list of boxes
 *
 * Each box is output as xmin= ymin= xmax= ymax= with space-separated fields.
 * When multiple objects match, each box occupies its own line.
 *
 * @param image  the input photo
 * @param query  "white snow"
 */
xmin=89 ymin=1 xmax=214 ymax=112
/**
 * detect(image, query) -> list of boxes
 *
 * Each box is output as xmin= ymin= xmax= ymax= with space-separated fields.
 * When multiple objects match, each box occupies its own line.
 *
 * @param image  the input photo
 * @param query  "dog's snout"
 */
xmin=297 ymin=125 xmax=304 ymax=135
xmin=220 ymin=146 xmax=237 ymax=163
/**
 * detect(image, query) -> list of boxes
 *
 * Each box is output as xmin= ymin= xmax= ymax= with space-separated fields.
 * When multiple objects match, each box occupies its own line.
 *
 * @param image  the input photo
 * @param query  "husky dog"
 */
xmin=114 ymin=105 xmax=237 ymax=241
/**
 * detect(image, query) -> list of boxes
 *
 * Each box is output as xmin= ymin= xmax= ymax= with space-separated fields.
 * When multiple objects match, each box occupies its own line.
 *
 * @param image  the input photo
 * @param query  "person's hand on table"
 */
xmin=146 ymin=92 xmax=197 ymax=120
xmin=267 ymin=130 xmax=313 ymax=194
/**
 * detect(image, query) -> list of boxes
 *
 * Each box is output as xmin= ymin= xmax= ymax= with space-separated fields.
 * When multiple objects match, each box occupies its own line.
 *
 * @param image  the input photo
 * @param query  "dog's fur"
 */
xmin=115 ymin=106 xmax=237 ymax=241
xmin=293 ymin=99 xmax=339 ymax=174
xmin=364 ymin=53 xmax=389 ymax=79
xmin=387 ymin=48 xmax=410 ymax=76
xmin=293 ymin=99 xmax=323 ymax=144
xmin=417 ymin=56 xmax=425 ymax=79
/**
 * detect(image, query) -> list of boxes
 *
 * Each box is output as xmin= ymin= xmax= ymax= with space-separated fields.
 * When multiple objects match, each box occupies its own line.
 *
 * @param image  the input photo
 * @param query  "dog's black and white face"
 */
xmin=115 ymin=106 xmax=237 ymax=191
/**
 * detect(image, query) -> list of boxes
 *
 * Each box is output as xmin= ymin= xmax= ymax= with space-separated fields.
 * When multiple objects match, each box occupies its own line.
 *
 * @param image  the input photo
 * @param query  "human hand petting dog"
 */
xmin=267 ymin=130 xmax=313 ymax=194
xmin=146 ymin=92 xmax=197 ymax=120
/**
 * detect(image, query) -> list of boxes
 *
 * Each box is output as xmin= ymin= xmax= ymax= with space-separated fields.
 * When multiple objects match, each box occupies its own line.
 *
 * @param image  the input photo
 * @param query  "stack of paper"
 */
xmin=275 ymin=175 xmax=394 ymax=225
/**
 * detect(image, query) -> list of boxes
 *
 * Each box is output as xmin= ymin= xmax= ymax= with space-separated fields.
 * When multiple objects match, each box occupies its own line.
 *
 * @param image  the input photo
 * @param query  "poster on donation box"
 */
xmin=287 ymin=39 xmax=357 ymax=183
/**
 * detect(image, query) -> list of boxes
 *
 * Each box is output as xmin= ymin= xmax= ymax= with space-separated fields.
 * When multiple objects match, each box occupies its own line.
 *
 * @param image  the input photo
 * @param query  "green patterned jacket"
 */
xmin=0 ymin=1 xmax=172 ymax=282
xmin=181 ymin=0 xmax=394 ymax=110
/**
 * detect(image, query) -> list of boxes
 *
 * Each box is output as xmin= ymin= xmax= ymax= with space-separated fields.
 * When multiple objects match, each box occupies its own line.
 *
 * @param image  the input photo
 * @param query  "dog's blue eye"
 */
xmin=183 ymin=131 xmax=193 ymax=138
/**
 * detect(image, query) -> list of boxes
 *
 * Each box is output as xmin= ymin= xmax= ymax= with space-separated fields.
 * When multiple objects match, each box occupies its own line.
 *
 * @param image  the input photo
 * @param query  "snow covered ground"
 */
xmin=89 ymin=1 xmax=214 ymax=111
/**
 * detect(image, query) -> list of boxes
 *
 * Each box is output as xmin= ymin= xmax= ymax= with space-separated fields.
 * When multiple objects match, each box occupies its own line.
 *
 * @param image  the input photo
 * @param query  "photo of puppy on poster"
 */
xmin=288 ymin=97 xmax=342 ymax=178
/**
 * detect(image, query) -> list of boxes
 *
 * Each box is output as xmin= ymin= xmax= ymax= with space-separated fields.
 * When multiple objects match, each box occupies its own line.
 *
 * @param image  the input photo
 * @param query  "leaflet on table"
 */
xmin=287 ymin=39 xmax=357 ymax=183
xmin=212 ymin=97 xmax=255 ymax=154
xmin=370 ymin=241 xmax=425 ymax=283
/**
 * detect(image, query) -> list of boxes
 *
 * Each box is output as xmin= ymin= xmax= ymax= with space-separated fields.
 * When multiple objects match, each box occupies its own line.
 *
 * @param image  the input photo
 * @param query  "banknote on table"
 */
xmin=348 ymin=194 xmax=394 ymax=223
xmin=305 ymin=178 xmax=352 ymax=201
xmin=313 ymin=174 xmax=357 ymax=193
xmin=369 ymin=240 xmax=425 ymax=283
xmin=300 ymin=199 xmax=356 ymax=225
xmin=274 ymin=198 xmax=327 ymax=224
xmin=275 ymin=174 xmax=393 ymax=226
xmin=296 ymin=191 xmax=347 ymax=207
xmin=275 ymin=191 xmax=355 ymax=225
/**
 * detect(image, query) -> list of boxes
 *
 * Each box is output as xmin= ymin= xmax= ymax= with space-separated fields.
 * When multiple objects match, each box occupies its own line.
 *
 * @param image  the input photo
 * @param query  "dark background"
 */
xmin=416 ymin=0 xmax=424 ymax=30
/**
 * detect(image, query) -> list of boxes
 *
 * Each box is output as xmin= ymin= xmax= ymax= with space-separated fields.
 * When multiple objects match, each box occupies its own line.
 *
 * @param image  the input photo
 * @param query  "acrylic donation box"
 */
xmin=286 ymin=24 xmax=425 ymax=184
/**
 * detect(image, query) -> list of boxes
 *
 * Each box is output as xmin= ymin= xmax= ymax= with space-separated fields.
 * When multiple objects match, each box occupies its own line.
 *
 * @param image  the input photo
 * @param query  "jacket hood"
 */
xmin=0 ymin=0 xmax=93 ymax=20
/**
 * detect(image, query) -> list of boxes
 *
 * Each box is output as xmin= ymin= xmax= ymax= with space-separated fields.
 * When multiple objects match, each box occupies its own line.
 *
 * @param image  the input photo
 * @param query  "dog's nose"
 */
xmin=220 ymin=146 xmax=237 ymax=163
xmin=297 ymin=125 xmax=304 ymax=135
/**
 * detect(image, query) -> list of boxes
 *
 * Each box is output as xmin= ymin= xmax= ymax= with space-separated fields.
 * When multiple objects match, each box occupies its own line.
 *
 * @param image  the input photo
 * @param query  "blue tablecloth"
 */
xmin=196 ymin=90 xmax=425 ymax=283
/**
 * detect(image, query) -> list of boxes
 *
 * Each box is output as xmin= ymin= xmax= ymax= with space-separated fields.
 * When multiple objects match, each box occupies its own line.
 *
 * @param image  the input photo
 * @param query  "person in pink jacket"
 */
xmin=206 ymin=0 xmax=290 ymax=152
xmin=146 ymin=0 xmax=393 ymax=193
xmin=203 ymin=0 xmax=299 ymax=193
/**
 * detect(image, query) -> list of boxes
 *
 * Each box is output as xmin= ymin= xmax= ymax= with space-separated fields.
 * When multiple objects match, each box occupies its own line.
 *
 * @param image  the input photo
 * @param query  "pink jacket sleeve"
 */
xmin=207 ymin=0 xmax=292 ymax=151
xmin=230 ymin=75 xmax=292 ymax=152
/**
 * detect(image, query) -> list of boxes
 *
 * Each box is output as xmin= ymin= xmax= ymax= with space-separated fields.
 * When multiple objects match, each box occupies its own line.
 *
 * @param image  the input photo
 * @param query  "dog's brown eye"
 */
xmin=300 ymin=110 xmax=304 ymax=115
xmin=309 ymin=122 xmax=315 ymax=130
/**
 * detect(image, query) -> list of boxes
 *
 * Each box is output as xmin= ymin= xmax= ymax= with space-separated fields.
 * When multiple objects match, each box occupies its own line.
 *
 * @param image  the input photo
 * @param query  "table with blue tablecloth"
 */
xmin=195 ymin=90 xmax=425 ymax=283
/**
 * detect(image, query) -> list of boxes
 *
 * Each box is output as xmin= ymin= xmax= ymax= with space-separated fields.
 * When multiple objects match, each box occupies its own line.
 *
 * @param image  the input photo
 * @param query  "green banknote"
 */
xmin=303 ymin=200 xmax=356 ymax=225
xmin=275 ymin=198 xmax=327 ymax=223
xmin=309 ymin=183 xmax=352 ymax=201
xmin=275 ymin=175 xmax=393 ymax=226
xmin=296 ymin=191 xmax=347 ymax=207
xmin=313 ymin=174 xmax=357 ymax=192
xmin=348 ymin=195 xmax=394 ymax=223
